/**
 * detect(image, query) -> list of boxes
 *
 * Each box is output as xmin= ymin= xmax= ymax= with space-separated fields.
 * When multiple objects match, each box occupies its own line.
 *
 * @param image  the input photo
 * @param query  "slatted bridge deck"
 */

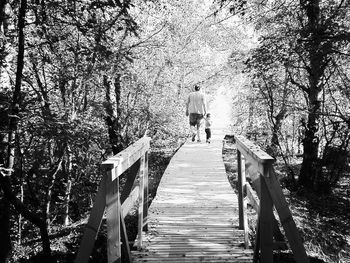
xmin=132 ymin=132 xmax=254 ymax=262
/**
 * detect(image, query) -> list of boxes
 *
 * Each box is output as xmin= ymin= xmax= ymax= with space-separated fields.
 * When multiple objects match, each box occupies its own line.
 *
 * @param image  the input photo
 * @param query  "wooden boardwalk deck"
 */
xmin=132 ymin=130 xmax=254 ymax=262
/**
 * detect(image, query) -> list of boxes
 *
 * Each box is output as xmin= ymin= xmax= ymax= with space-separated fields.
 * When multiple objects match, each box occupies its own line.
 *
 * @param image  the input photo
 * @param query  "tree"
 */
xmin=1 ymin=0 xmax=28 ymax=260
xmin=242 ymin=0 xmax=350 ymax=192
xmin=296 ymin=0 xmax=350 ymax=191
xmin=0 ymin=0 xmax=145 ymax=260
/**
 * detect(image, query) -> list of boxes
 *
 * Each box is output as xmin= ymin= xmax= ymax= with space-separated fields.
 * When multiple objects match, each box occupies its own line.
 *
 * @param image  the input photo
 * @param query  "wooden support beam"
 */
xmin=260 ymin=175 xmax=274 ymax=263
xmin=253 ymin=215 xmax=261 ymax=263
xmin=137 ymin=154 xmax=145 ymax=250
xmin=120 ymin=208 xmax=132 ymax=263
xmin=237 ymin=150 xmax=249 ymax=248
xmin=246 ymin=158 xmax=287 ymax=248
xmin=121 ymin=186 xmax=139 ymax=218
xmin=246 ymin=183 xmax=259 ymax=213
xmin=237 ymin=150 xmax=244 ymax=230
xmin=120 ymin=160 xmax=140 ymax=205
xmin=264 ymin=165 xmax=310 ymax=263
xmin=75 ymin=176 xmax=106 ymax=263
xmin=105 ymin=169 xmax=121 ymax=263
xmin=143 ymin=151 xmax=149 ymax=231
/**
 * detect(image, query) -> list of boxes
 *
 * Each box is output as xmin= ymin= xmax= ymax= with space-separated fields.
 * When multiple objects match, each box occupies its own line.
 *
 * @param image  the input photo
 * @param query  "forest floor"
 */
xmin=222 ymin=138 xmax=350 ymax=263
xmin=13 ymin=137 xmax=350 ymax=263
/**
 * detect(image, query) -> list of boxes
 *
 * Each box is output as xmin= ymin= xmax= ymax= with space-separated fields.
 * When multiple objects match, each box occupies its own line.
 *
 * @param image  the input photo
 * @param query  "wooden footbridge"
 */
xmin=74 ymin=128 xmax=310 ymax=263
xmin=132 ymin=133 xmax=253 ymax=262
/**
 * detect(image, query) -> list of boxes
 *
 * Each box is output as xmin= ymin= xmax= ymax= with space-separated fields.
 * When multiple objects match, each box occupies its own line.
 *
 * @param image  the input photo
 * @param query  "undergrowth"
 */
xmin=11 ymin=144 xmax=178 ymax=263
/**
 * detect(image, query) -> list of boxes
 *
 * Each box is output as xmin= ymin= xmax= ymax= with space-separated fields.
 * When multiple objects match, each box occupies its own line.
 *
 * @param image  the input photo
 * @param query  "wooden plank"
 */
xmin=134 ymin=258 xmax=253 ymax=261
xmin=264 ymin=165 xmax=310 ymax=263
xmin=245 ymin=159 xmax=287 ymax=248
xmin=237 ymin=152 xmax=249 ymax=248
xmin=141 ymin=239 xmax=244 ymax=243
xmin=120 ymin=160 xmax=140 ymax=204
xmin=235 ymin=135 xmax=275 ymax=164
xmin=75 ymin=176 xmax=106 ymax=263
xmin=138 ymin=154 xmax=145 ymax=249
xmin=120 ymin=210 xmax=132 ymax=263
xmin=143 ymin=151 xmax=149 ymax=231
xmin=237 ymin=150 xmax=244 ymax=229
xmin=121 ymin=186 xmax=139 ymax=218
xmin=260 ymin=175 xmax=274 ymax=263
xmin=132 ymin=136 xmax=254 ymax=262
xmin=134 ymin=260 xmax=252 ymax=263
xmin=105 ymin=170 xmax=121 ymax=263
xmin=253 ymin=214 xmax=261 ymax=263
xmin=246 ymin=183 xmax=259 ymax=213
xmin=135 ymin=251 xmax=253 ymax=255
xmin=102 ymin=136 xmax=151 ymax=180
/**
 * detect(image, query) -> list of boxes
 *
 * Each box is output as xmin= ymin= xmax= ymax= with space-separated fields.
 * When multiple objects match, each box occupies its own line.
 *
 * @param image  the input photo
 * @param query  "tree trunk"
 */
xmin=270 ymin=112 xmax=284 ymax=156
xmin=114 ymin=74 xmax=124 ymax=153
xmin=0 ymin=193 xmax=11 ymax=263
xmin=45 ymin=156 xmax=63 ymax=227
xmin=1 ymin=0 xmax=27 ymax=260
xmin=298 ymin=0 xmax=324 ymax=190
xmin=104 ymin=75 xmax=124 ymax=155
xmin=39 ymin=221 xmax=52 ymax=260
xmin=18 ymin=183 xmax=23 ymax=244
xmin=63 ymin=146 xmax=72 ymax=226
xmin=0 ymin=0 xmax=9 ymax=256
xmin=299 ymin=90 xmax=321 ymax=188
xmin=0 ymin=175 xmax=54 ymax=260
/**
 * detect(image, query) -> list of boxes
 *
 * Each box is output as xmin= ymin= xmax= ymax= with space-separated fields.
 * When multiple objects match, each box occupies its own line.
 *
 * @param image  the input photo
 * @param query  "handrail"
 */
xmin=75 ymin=136 xmax=151 ymax=263
xmin=234 ymin=135 xmax=309 ymax=263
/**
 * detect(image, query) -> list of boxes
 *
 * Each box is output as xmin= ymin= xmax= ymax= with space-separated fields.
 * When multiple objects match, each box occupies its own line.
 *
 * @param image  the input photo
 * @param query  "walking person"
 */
xmin=204 ymin=113 xmax=212 ymax=143
xmin=185 ymin=84 xmax=207 ymax=142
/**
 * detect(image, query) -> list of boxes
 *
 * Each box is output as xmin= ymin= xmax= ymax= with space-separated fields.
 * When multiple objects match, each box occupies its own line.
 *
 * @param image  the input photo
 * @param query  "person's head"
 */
xmin=194 ymin=84 xmax=200 ymax=91
xmin=206 ymin=113 xmax=211 ymax=118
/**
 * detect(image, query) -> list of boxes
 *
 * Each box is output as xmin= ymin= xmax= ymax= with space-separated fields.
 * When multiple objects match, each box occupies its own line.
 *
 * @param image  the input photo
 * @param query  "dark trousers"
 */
xmin=205 ymin=128 xmax=211 ymax=140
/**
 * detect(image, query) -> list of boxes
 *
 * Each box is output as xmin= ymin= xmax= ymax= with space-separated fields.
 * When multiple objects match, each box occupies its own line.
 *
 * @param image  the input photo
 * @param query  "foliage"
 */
xmin=2 ymin=0 xmax=348 ymax=261
xmin=240 ymin=0 xmax=350 ymax=193
xmin=1 ymin=0 xmax=249 ymax=261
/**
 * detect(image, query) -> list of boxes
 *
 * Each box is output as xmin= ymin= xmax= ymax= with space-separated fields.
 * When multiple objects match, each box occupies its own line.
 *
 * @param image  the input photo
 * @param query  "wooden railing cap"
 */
xmin=234 ymin=135 xmax=275 ymax=164
xmin=102 ymin=137 xmax=151 ymax=165
xmin=102 ymin=136 xmax=151 ymax=180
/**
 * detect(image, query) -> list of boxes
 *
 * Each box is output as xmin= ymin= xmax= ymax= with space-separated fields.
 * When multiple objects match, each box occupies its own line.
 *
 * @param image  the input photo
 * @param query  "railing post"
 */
xmin=143 ymin=151 xmax=149 ymax=231
xmin=137 ymin=154 xmax=145 ymax=249
xmin=242 ymin=173 xmax=249 ymax=248
xmin=259 ymin=164 xmax=274 ymax=263
xmin=237 ymin=150 xmax=244 ymax=229
xmin=105 ymin=166 xmax=122 ymax=263
xmin=237 ymin=150 xmax=249 ymax=248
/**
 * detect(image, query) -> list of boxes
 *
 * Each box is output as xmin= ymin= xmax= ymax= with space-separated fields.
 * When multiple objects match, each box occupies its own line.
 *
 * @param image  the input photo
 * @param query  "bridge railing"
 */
xmin=75 ymin=136 xmax=151 ymax=263
xmin=235 ymin=135 xmax=309 ymax=263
